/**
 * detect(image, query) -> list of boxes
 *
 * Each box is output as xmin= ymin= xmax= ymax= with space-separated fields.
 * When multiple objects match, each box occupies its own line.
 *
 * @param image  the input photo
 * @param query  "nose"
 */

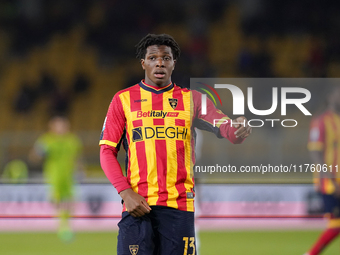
xmin=156 ymin=58 xmax=165 ymax=67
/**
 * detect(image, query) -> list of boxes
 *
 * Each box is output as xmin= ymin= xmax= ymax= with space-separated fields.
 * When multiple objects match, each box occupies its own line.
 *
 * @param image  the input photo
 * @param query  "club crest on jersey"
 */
xmin=129 ymin=245 xmax=139 ymax=255
xmin=168 ymin=98 xmax=178 ymax=109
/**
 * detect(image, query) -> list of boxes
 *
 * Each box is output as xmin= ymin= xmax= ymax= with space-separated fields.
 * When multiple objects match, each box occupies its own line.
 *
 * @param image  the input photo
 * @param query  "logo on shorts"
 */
xmin=129 ymin=245 xmax=139 ymax=255
xmin=132 ymin=127 xmax=143 ymax=142
xmin=168 ymin=98 xmax=178 ymax=109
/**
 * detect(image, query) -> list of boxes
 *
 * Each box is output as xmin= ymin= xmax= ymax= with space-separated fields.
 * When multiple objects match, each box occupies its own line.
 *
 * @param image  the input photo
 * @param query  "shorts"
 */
xmin=117 ymin=206 xmax=196 ymax=255
xmin=322 ymin=194 xmax=340 ymax=218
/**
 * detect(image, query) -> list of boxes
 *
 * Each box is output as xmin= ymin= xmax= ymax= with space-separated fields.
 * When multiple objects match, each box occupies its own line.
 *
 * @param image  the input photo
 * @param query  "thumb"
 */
xmin=233 ymin=117 xmax=246 ymax=128
xmin=232 ymin=122 xmax=240 ymax=129
xmin=232 ymin=118 xmax=241 ymax=128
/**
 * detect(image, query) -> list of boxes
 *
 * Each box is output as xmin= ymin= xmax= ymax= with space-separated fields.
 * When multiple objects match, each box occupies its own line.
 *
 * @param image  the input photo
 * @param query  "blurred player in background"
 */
xmin=305 ymin=86 xmax=340 ymax=255
xmin=1 ymin=159 xmax=28 ymax=183
xmin=30 ymin=116 xmax=83 ymax=241
xmin=100 ymin=34 xmax=251 ymax=255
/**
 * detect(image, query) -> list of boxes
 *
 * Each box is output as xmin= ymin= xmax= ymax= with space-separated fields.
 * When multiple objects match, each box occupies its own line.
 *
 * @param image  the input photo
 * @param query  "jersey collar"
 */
xmin=139 ymin=80 xmax=174 ymax=94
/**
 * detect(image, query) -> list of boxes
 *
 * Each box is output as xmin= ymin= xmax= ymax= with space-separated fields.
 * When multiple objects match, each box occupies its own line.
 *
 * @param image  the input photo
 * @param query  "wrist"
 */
xmin=119 ymin=188 xmax=133 ymax=200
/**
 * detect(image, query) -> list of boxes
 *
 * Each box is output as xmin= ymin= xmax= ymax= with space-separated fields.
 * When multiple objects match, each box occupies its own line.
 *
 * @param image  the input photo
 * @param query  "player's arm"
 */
xmin=28 ymin=148 xmax=42 ymax=164
xmin=28 ymin=138 xmax=46 ymax=164
xmin=192 ymin=90 xmax=251 ymax=143
xmin=100 ymin=145 xmax=151 ymax=217
xmin=99 ymin=94 xmax=151 ymax=217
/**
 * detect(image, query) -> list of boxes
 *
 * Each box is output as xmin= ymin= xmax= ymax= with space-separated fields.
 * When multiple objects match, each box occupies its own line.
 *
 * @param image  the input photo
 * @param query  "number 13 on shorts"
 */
xmin=183 ymin=237 xmax=195 ymax=255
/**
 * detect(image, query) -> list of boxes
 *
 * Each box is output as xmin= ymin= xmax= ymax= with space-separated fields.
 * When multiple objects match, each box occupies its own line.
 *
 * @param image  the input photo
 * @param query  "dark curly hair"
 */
xmin=135 ymin=34 xmax=181 ymax=60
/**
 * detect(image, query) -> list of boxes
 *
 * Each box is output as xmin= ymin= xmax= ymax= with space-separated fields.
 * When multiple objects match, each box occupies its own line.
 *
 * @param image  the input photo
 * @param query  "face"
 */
xmin=141 ymin=45 xmax=176 ymax=87
xmin=49 ymin=117 xmax=70 ymax=135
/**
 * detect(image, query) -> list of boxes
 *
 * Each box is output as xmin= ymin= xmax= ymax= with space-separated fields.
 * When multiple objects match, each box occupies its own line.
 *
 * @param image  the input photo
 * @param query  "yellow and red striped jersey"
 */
xmin=100 ymin=80 xmax=242 ymax=211
xmin=308 ymin=110 xmax=340 ymax=194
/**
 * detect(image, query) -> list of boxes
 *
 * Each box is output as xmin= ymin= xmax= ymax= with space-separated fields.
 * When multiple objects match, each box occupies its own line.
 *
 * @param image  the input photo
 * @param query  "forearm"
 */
xmin=100 ymin=145 xmax=131 ymax=193
xmin=28 ymin=149 xmax=43 ymax=164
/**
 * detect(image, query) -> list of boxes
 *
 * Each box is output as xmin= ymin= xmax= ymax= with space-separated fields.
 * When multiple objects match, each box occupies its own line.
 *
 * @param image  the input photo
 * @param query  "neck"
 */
xmin=144 ymin=77 xmax=171 ymax=88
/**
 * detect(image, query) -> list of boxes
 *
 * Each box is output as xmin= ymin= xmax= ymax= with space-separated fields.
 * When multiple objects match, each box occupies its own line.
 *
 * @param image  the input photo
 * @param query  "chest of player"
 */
xmin=123 ymin=91 xmax=192 ymax=142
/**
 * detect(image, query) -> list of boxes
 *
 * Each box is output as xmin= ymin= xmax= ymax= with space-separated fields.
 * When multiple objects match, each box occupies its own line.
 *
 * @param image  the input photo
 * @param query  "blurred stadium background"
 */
xmin=0 ymin=0 xmax=339 ymax=254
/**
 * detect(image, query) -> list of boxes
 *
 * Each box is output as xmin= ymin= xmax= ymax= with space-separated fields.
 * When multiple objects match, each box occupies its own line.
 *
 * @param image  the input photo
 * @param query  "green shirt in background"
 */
xmin=35 ymin=132 xmax=82 ymax=201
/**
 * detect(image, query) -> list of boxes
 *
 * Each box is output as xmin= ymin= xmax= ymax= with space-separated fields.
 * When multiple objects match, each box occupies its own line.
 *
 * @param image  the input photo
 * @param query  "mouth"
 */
xmin=154 ymin=70 xmax=166 ymax=79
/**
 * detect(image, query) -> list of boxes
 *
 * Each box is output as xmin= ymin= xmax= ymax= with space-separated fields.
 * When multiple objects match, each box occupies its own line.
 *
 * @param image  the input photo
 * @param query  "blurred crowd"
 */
xmin=0 ymin=0 xmax=339 ymax=116
xmin=1 ymin=0 xmax=340 ymax=179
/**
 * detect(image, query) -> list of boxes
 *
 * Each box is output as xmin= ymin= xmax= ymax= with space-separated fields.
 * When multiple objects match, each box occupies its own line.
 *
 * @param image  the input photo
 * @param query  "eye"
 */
xmin=149 ymin=56 xmax=156 ymax=60
xmin=164 ymin=56 xmax=171 ymax=61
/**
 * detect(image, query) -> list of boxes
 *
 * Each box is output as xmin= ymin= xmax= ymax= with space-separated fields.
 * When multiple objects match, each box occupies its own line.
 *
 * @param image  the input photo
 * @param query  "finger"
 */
xmin=140 ymin=203 xmax=151 ymax=214
xmin=240 ymin=129 xmax=251 ymax=138
xmin=129 ymin=211 xmax=137 ymax=217
xmin=141 ymin=201 xmax=152 ymax=211
xmin=130 ymin=207 xmax=145 ymax=217
xmin=232 ymin=119 xmax=242 ymax=129
xmin=235 ymin=126 xmax=251 ymax=138
xmin=234 ymin=127 xmax=247 ymax=138
xmin=233 ymin=117 xmax=246 ymax=128
xmin=241 ymin=126 xmax=252 ymax=138
xmin=239 ymin=133 xmax=251 ymax=138
xmin=126 ymin=202 xmax=143 ymax=217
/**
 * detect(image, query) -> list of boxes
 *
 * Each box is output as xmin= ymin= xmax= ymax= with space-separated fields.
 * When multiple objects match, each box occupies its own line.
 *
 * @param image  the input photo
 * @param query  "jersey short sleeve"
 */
xmin=99 ymin=93 xmax=126 ymax=149
xmin=307 ymin=116 xmax=325 ymax=151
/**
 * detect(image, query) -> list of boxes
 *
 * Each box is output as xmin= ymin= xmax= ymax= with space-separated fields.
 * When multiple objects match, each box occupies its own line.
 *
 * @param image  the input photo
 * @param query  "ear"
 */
xmin=172 ymin=59 xmax=176 ymax=71
xmin=141 ymin=59 xmax=145 ymax=70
